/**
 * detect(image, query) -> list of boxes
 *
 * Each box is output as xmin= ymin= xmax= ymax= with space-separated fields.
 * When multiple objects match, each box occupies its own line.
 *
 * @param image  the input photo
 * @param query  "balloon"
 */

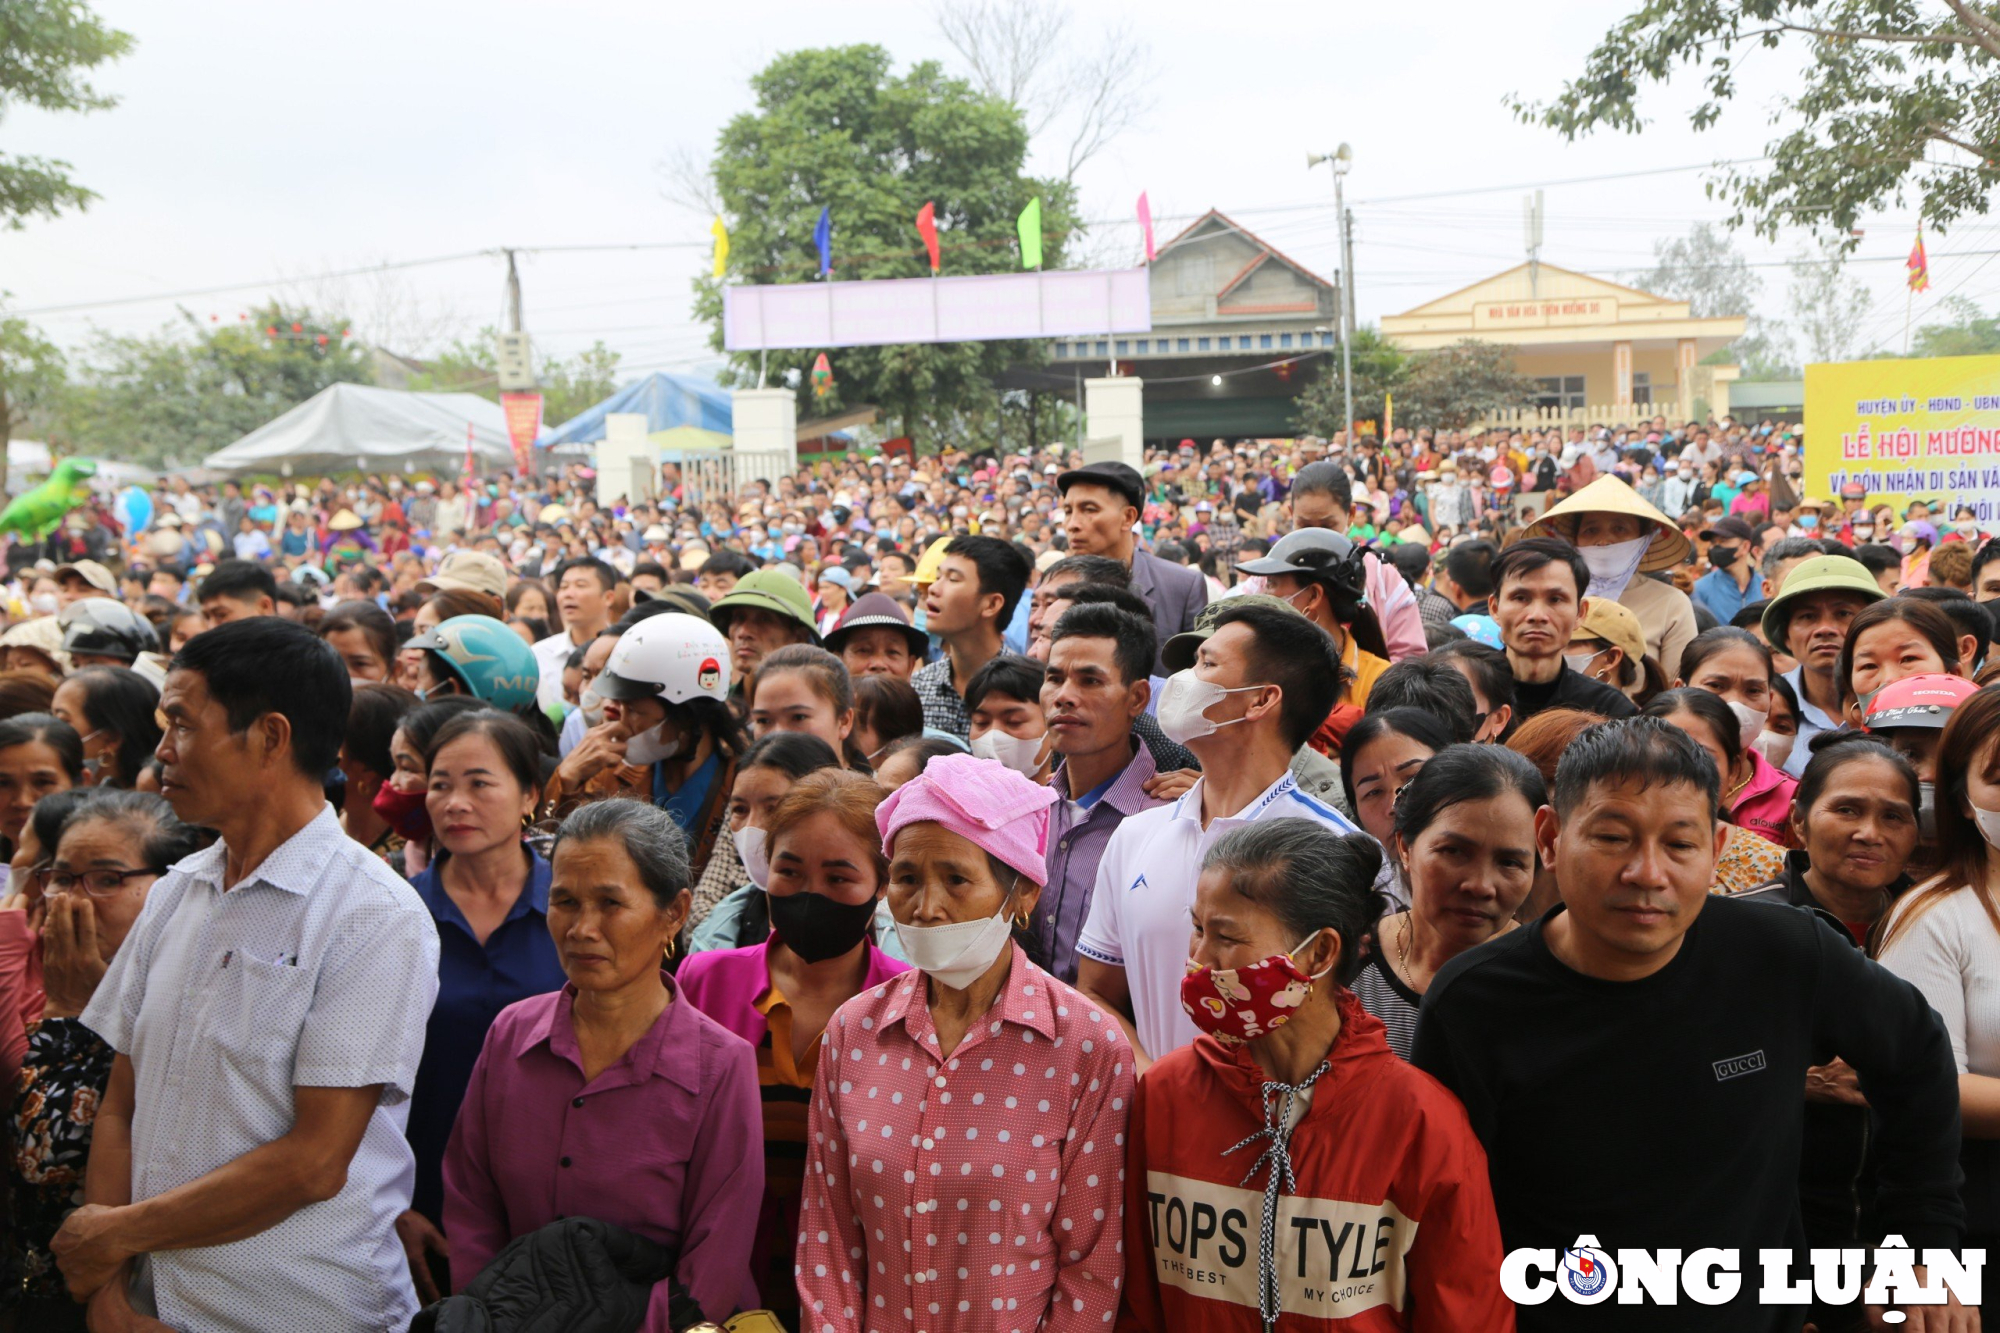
xmin=117 ymin=485 xmax=154 ymax=538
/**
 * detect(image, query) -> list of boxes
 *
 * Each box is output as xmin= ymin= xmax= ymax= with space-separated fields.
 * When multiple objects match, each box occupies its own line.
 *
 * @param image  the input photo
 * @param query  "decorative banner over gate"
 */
xmin=722 ymin=267 xmax=1152 ymax=352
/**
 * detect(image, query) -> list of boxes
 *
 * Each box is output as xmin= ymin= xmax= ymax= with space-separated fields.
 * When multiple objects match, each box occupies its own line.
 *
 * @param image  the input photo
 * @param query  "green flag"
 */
xmin=1017 ymin=197 xmax=1043 ymax=269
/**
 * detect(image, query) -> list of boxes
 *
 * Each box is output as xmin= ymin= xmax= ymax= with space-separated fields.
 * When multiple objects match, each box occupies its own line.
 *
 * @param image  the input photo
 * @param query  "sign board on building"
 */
xmin=496 ymin=333 xmax=537 ymax=391
xmin=1471 ymin=299 xmax=1618 ymax=331
xmin=1805 ymin=353 xmax=2000 ymax=521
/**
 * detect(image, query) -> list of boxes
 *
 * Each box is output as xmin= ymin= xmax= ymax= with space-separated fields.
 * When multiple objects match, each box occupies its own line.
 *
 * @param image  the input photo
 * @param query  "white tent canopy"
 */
xmin=202 ymin=383 xmax=515 ymax=475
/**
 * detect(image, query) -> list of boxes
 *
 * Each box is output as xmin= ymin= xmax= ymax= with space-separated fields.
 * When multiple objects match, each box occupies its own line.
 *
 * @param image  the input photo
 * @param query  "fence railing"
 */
xmin=1470 ymin=398 xmax=1717 ymax=432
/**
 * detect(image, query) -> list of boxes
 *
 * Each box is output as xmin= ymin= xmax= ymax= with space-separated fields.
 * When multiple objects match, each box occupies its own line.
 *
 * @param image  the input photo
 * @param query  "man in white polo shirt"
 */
xmin=1075 ymin=597 xmax=1370 ymax=1071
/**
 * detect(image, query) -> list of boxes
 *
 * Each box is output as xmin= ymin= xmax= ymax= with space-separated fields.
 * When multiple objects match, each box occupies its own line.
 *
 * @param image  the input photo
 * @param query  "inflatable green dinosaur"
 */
xmin=0 ymin=457 xmax=98 ymax=540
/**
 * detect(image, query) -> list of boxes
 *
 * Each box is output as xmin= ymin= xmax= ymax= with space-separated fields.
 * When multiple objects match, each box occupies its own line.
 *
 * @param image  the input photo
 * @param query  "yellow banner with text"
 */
xmin=1805 ymin=354 xmax=2000 ymax=521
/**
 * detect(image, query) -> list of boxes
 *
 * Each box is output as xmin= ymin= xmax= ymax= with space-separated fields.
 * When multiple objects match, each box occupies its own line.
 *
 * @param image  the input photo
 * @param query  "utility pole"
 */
xmin=1343 ymin=207 xmax=1357 ymax=340
xmin=1524 ymin=190 xmax=1544 ymax=299
xmin=503 ymin=248 xmax=524 ymax=332
xmin=1310 ymin=145 xmax=1356 ymax=448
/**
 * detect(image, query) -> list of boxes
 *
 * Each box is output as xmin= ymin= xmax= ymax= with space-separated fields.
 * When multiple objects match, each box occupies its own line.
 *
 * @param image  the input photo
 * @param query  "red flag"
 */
xmin=1908 ymin=231 xmax=1930 ymax=292
xmin=916 ymin=201 xmax=940 ymax=274
xmin=1137 ymin=191 xmax=1156 ymax=263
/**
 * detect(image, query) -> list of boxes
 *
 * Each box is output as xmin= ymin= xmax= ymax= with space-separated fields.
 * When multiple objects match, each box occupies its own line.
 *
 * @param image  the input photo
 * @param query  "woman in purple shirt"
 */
xmin=442 ymin=798 xmax=763 ymax=1326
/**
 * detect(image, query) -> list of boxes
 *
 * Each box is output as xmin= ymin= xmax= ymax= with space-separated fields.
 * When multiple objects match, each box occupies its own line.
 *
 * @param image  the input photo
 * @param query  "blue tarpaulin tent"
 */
xmin=539 ymin=373 xmax=732 ymax=448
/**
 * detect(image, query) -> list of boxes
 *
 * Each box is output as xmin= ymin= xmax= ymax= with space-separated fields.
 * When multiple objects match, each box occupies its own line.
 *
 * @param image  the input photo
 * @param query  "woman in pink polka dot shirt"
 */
xmin=796 ymin=752 xmax=1135 ymax=1333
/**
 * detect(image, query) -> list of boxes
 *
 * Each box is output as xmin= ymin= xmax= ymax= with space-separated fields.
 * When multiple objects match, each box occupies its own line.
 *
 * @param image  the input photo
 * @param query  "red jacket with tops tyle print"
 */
xmin=1117 ymin=993 xmax=1514 ymax=1333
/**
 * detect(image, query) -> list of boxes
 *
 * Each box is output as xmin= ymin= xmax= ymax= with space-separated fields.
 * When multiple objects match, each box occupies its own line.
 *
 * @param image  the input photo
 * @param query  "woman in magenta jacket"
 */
xmin=676 ymin=769 xmax=908 ymax=1321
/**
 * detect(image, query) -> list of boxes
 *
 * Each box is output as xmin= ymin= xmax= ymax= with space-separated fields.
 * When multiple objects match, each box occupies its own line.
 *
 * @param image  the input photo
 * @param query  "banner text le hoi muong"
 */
xmin=1805 ymin=354 xmax=2000 ymax=520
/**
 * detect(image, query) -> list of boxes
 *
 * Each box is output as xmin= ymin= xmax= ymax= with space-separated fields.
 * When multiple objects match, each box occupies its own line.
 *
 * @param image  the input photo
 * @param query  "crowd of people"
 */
xmin=0 ymin=411 xmax=1991 ymax=1332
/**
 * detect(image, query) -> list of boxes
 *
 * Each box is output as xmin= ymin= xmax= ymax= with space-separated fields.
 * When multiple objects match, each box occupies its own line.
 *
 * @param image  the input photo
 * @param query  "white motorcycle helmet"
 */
xmin=593 ymin=612 xmax=732 ymax=706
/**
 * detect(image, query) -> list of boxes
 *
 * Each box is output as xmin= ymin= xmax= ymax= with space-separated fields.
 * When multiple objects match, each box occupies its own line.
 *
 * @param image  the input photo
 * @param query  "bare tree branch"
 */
xmin=278 ymin=262 xmax=465 ymax=359
xmin=935 ymin=0 xmax=1066 ymax=137
xmin=657 ymin=142 xmax=722 ymax=219
xmin=934 ymin=0 xmax=1156 ymax=181
xmin=1769 ymin=20 xmax=1981 ymax=46
xmin=1057 ymin=22 xmax=1152 ymax=182
xmin=1942 ymin=0 xmax=2000 ymax=53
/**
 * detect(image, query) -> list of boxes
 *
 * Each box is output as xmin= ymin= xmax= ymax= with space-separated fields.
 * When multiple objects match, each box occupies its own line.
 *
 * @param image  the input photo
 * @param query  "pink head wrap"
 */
xmin=876 ymin=752 xmax=1059 ymax=886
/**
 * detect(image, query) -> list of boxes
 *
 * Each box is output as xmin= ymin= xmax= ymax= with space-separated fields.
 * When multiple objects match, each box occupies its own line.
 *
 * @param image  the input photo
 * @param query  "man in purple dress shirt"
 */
xmin=1035 ymin=602 xmax=1165 ymax=982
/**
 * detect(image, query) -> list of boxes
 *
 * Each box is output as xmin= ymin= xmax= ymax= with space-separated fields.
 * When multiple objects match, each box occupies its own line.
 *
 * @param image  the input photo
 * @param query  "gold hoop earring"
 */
xmin=663 ymin=936 xmax=678 ymax=961
xmin=1013 ymin=910 xmax=1032 ymax=930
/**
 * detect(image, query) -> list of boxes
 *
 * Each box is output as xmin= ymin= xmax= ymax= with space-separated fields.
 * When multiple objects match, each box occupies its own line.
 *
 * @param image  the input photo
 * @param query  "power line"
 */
xmin=5 ymin=160 xmax=1780 ymax=321
xmin=6 ymin=249 xmax=497 ymax=317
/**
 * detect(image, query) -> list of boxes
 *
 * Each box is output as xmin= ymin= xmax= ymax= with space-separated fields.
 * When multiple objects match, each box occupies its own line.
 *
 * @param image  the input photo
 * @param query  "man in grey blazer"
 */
xmin=1057 ymin=461 xmax=1208 ymax=672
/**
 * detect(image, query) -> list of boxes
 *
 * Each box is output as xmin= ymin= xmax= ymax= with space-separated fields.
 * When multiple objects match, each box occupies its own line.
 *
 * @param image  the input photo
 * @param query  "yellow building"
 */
xmin=1380 ymin=263 xmax=1746 ymax=424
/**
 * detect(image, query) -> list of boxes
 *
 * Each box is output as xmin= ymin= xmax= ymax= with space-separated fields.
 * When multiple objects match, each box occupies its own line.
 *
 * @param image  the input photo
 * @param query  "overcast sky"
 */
xmin=3 ymin=0 xmax=1989 ymax=380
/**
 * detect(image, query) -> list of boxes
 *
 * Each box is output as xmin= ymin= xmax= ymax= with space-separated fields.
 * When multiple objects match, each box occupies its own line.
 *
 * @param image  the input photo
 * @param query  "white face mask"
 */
xmin=1974 ymin=804 xmax=2000 ymax=851
xmin=1750 ymin=728 xmax=1795 ymax=770
xmin=1578 ymin=536 xmax=1650 ymax=599
xmin=893 ymin=878 xmax=1021 ymax=989
xmin=1727 ymin=700 xmax=1767 ymax=749
xmin=971 ymin=728 xmax=1044 ymax=778
xmin=1156 ymin=670 xmax=1266 ymax=746
xmin=28 ymin=593 xmax=56 ymax=615
xmin=733 ymin=824 xmax=769 ymax=889
xmin=578 ymin=686 xmax=606 ymax=728
xmin=624 ymin=721 xmax=683 ymax=766
xmin=1563 ymin=650 xmax=1603 ymax=678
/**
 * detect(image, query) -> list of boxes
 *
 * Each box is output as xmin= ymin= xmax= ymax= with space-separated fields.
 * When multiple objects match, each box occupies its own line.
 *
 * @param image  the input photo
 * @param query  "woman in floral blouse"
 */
xmin=5 ymin=790 xmax=206 ymax=1331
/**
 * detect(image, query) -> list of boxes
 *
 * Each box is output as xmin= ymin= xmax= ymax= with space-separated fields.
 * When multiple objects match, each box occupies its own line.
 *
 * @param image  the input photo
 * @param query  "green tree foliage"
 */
xmin=1292 ymin=328 xmax=1407 ymax=436
xmin=1512 ymin=2 xmax=2000 ymax=240
xmin=1293 ymin=333 xmax=1535 ymax=435
xmin=1911 ymin=296 xmax=2000 ymax=356
xmin=54 ymin=303 xmax=370 ymax=468
xmin=0 ymin=309 xmax=66 ymax=490
xmin=694 ymin=45 xmax=1078 ymax=451
xmin=1390 ymin=341 xmax=1540 ymax=432
xmin=0 ymin=0 xmax=133 ymax=226
xmin=409 ymin=328 xmax=624 ymax=427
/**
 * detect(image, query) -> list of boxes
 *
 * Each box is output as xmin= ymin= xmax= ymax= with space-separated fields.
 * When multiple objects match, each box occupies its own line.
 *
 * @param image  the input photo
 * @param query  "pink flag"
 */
xmin=1137 ymin=191 xmax=1156 ymax=263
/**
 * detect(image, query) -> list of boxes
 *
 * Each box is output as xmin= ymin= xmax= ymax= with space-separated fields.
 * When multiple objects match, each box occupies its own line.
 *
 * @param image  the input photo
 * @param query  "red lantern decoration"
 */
xmin=340 ymin=328 xmax=352 ymax=338
xmin=290 ymin=322 xmax=303 ymax=333
xmin=316 ymin=334 xmax=328 ymax=346
xmin=266 ymin=327 xmax=278 ymax=337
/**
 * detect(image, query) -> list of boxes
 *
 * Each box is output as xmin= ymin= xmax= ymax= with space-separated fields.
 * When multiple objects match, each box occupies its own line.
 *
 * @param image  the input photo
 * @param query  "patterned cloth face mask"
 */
xmin=1179 ymin=933 xmax=1332 ymax=1045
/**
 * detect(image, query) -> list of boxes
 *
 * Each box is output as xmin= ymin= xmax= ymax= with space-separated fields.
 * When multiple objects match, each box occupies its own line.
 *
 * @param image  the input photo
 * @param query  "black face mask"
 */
xmin=768 ymin=889 xmax=878 ymax=963
xmin=1710 ymin=544 xmax=1740 ymax=568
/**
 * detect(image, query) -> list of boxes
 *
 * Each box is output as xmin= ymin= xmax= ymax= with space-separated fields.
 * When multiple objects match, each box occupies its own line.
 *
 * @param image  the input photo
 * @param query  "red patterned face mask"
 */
xmin=1179 ymin=936 xmax=1331 ymax=1045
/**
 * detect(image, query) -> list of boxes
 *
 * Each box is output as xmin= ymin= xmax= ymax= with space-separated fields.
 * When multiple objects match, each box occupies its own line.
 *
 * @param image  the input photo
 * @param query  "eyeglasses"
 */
xmin=47 ymin=867 xmax=162 ymax=898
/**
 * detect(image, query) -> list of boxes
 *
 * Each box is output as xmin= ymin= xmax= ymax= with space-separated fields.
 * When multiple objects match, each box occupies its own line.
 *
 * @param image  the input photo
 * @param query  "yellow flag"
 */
xmin=1384 ymin=392 xmax=1393 ymax=438
xmin=711 ymin=215 xmax=730 ymax=279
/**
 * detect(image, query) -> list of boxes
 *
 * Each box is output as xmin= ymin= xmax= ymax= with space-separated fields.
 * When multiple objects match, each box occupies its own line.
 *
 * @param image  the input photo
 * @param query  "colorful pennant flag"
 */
xmin=916 ymin=201 xmax=940 ymax=274
xmin=811 ymin=352 xmax=834 ymax=399
xmin=1908 ymin=229 xmax=1930 ymax=292
xmin=710 ymin=215 xmax=729 ymax=279
xmin=814 ymin=206 xmax=833 ymax=279
xmin=1017 ymin=197 xmax=1043 ymax=270
xmin=1384 ymin=392 xmax=1394 ymax=439
xmin=1136 ymin=191 xmax=1155 ymax=263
